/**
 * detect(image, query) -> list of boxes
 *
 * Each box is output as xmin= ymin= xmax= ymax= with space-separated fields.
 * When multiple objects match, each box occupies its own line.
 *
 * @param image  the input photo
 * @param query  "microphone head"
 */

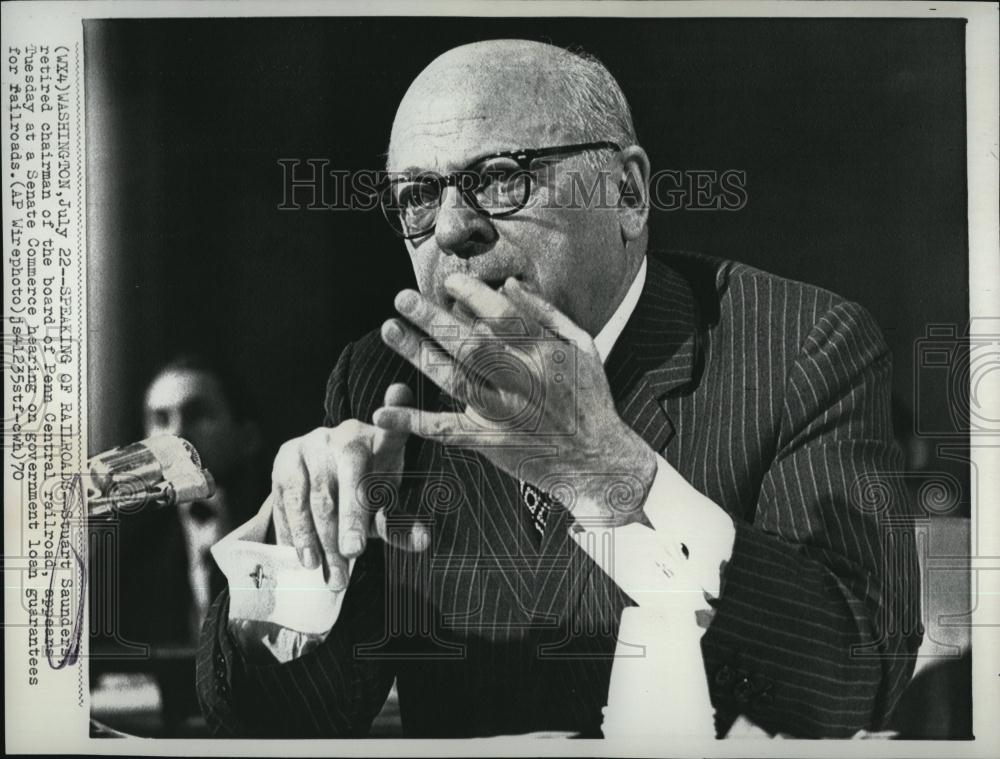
xmin=87 ymin=434 xmax=216 ymax=518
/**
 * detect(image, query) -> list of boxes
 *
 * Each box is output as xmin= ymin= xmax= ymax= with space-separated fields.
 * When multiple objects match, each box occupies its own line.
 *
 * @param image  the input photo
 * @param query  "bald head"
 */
xmin=383 ymin=39 xmax=650 ymax=339
xmin=388 ymin=40 xmax=636 ymax=172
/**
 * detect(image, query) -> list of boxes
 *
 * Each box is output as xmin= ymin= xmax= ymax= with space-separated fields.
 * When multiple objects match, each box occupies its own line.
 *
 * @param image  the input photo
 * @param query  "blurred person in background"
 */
xmin=91 ymin=353 xmax=266 ymax=732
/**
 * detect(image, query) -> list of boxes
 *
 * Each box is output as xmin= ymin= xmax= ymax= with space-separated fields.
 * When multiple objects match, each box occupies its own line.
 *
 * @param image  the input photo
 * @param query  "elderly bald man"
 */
xmin=197 ymin=40 xmax=920 ymax=739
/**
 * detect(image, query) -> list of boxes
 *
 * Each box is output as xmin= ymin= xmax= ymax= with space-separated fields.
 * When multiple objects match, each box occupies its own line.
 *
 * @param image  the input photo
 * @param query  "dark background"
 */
xmin=85 ymin=16 xmax=970 ymax=512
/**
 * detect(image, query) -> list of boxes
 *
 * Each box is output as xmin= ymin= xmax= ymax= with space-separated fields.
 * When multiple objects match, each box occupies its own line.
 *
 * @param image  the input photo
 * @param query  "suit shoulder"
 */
xmin=658 ymin=250 xmax=886 ymax=356
xmin=724 ymin=261 xmax=887 ymax=354
xmin=323 ymin=329 xmax=419 ymax=425
xmin=661 ymin=249 xmax=847 ymax=309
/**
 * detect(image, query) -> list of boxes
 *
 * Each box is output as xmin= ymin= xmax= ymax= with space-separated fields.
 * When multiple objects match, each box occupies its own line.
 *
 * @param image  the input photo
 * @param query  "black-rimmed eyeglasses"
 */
xmin=379 ymin=140 xmax=622 ymax=239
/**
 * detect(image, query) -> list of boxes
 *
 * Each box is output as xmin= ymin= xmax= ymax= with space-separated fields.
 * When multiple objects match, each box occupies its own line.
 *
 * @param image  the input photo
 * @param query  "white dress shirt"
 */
xmin=212 ymin=256 xmax=736 ymax=667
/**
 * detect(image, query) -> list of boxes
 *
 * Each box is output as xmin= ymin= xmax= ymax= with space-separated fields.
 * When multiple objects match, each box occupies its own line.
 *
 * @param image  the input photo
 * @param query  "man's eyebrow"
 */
xmin=390 ymin=148 xmax=523 ymax=178
xmin=392 ymin=166 xmax=431 ymax=178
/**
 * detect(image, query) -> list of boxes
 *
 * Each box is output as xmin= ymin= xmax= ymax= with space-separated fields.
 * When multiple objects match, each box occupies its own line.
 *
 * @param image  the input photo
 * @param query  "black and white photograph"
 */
xmin=3 ymin=1 xmax=999 ymax=754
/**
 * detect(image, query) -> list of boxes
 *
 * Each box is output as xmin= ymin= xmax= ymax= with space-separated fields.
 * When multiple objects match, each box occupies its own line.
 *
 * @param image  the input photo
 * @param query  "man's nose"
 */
xmin=433 ymin=186 xmax=497 ymax=258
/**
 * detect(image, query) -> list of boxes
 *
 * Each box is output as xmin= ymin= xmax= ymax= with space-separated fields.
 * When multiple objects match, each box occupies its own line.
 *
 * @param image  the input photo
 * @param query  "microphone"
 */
xmin=86 ymin=434 xmax=216 ymax=518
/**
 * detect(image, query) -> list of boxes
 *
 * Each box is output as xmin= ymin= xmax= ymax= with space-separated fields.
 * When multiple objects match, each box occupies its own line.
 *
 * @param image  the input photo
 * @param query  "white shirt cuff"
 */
xmin=210 ymin=496 xmax=354 ymax=661
xmin=642 ymin=453 xmax=736 ymax=599
xmin=570 ymin=454 xmax=735 ymax=614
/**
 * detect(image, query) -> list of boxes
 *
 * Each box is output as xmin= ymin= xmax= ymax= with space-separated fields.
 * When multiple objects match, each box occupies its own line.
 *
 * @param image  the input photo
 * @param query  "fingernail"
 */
xmin=412 ymin=528 xmax=431 ymax=552
xmin=395 ymin=290 xmax=419 ymax=314
xmin=342 ymin=532 xmax=364 ymax=556
xmin=382 ymin=320 xmax=403 ymax=343
xmin=300 ymin=546 xmax=318 ymax=569
xmin=328 ymin=566 xmax=348 ymax=591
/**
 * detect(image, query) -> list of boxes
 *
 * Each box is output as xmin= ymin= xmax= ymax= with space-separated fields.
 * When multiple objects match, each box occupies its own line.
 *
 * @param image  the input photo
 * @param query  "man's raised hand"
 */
xmin=374 ymin=274 xmax=658 ymax=527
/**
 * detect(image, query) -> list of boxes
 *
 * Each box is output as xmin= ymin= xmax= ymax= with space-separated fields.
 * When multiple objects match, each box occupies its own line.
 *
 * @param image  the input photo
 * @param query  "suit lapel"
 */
xmin=533 ymin=255 xmax=702 ymax=620
xmin=604 ymin=255 xmax=700 ymax=451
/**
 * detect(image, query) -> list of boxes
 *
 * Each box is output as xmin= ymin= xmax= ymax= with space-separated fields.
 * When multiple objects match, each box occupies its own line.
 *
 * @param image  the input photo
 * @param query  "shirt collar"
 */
xmin=593 ymin=256 xmax=647 ymax=364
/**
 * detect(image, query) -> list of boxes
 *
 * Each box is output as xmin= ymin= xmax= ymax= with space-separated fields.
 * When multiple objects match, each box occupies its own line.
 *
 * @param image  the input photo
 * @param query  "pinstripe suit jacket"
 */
xmin=197 ymin=251 xmax=921 ymax=738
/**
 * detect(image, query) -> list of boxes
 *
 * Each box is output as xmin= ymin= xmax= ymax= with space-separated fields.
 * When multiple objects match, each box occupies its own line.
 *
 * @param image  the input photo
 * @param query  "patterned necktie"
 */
xmin=519 ymin=480 xmax=552 ymax=537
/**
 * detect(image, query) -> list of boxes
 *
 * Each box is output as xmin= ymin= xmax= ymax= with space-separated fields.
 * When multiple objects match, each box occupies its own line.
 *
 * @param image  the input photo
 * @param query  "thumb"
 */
xmin=373 ymin=382 xmax=413 ymax=461
xmin=372 ymin=383 xmax=428 ymax=553
xmin=383 ymin=382 xmax=415 ymax=408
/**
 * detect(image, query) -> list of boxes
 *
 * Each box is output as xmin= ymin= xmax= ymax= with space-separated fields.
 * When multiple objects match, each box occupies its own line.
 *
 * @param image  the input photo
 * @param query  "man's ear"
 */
xmin=616 ymin=145 xmax=651 ymax=243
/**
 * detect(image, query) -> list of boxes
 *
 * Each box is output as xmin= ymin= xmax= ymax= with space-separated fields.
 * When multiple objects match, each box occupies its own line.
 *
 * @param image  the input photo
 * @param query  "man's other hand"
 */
xmin=270 ymin=383 xmax=429 ymax=588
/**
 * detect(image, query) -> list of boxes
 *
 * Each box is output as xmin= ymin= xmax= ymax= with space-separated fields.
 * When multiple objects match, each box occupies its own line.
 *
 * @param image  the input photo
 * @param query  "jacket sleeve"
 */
xmin=700 ymin=300 xmax=922 ymax=737
xmin=196 ymin=342 xmax=396 ymax=736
